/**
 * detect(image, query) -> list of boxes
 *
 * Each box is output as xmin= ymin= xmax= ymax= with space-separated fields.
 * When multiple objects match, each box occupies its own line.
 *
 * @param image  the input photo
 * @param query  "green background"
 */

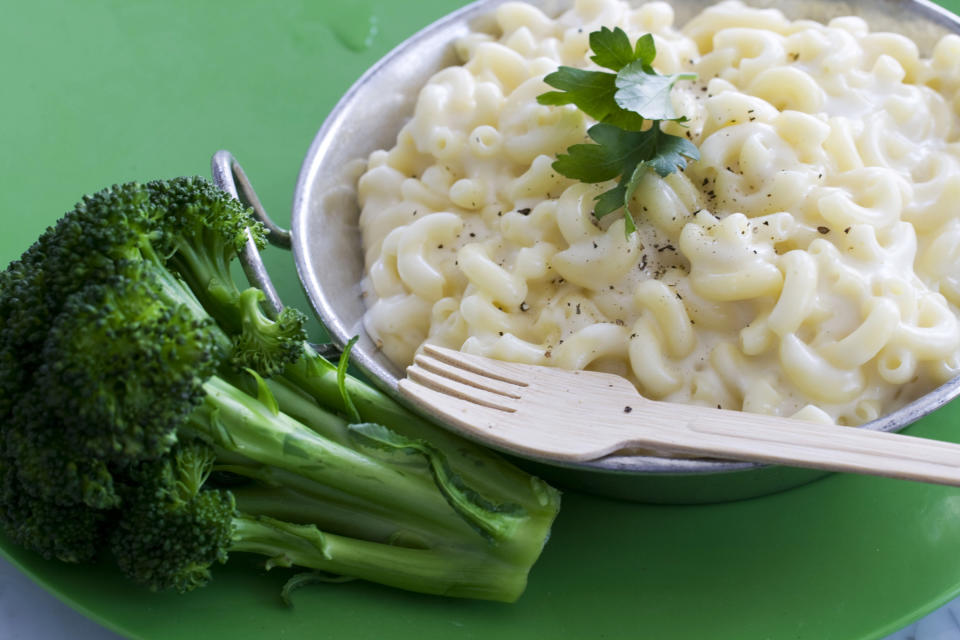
xmin=3 ymin=0 xmax=960 ymax=638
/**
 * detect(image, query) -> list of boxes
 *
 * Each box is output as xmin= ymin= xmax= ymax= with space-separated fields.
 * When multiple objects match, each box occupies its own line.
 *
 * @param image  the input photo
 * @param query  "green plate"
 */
xmin=4 ymin=0 xmax=960 ymax=638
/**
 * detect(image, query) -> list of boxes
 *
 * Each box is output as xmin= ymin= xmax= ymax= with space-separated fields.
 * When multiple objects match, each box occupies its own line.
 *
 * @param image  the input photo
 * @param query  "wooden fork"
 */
xmin=398 ymin=344 xmax=960 ymax=486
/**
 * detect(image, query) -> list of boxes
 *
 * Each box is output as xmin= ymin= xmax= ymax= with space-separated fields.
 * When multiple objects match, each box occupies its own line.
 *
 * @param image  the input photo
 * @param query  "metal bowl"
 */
xmin=257 ymin=0 xmax=960 ymax=502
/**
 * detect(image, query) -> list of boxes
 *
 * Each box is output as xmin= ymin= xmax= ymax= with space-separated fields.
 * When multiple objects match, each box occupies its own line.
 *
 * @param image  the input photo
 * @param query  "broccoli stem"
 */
xmin=187 ymin=376 xmax=510 ymax=544
xmin=230 ymin=514 xmax=531 ymax=602
xmin=227 ymin=480 xmax=462 ymax=550
xmin=280 ymin=347 xmax=562 ymax=549
xmin=262 ymin=375 xmax=354 ymax=446
xmin=237 ymin=287 xmax=278 ymax=339
xmin=164 ymin=237 xmax=241 ymax=333
xmin=282 ymin=345 xmax=542 ymax=490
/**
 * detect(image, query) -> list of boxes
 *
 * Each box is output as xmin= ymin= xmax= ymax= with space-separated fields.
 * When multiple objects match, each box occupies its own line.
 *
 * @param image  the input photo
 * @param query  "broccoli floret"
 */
xmin=143 ymin=178 xmax=304 ymax=368
xmin=143 ymin=177 xmax=256 ymax=324
xmin=0 ymin=439 xmax=106 ymax=563
xmin=0 ymin=179 xmax=300 ymax=510
xmin=0 ymin=177 xmax=560 ymax=603
xmin=42 ymin=271 xmax=224 ymax=460
xmin=143 ymin=177 xmax=307 ymax=376
xmin=0 ymin=184 xmax=156 ymax=406
xmin=5 ymin=412 xmax=120 ymax=510
xmin=230 ymin=288 xmax=308 ymax=376
xmin=110 ymin=441 xmax=233 ymax=592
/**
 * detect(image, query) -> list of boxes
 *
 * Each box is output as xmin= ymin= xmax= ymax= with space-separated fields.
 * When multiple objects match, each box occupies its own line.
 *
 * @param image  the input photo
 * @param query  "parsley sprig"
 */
xmin=537 ymin=27 xmax=699 ymax=235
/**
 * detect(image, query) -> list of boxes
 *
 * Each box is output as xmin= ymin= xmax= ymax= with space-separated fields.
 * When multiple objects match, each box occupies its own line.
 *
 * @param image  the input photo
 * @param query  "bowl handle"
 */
xmin=210 ymin=149 xmax=290 ymax=318
xmin=210 ymin=150 xmax=341 ymax=360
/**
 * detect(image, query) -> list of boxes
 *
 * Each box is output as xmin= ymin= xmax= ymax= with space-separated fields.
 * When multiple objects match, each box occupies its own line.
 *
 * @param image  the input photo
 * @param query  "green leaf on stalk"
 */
xmin=336 ymin=336 xmax=361 ymax=423
xmin=348 ymin=422 xmax=525 ymax=543
xmin=245 ymin=368 xmax=279 ymax=416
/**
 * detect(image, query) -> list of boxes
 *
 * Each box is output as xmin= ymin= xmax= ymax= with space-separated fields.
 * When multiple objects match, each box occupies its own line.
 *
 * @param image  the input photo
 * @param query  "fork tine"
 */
xmin=406 ymin=364 xmax=518 ymax=412
xmin=398 ymin=377 xmax=515 ymax=431
xmin=413 ymin=353 xmax=522 ymax=399
xmin=398 ymin=377 xmax=523 ymax=450
xmin=421 ymin=344 xmax=529 ymax=386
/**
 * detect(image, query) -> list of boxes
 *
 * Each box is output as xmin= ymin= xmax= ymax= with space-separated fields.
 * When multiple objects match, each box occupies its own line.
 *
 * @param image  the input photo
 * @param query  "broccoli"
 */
xmin=143 ymin=177 xmax=309 ymax=376
xmin=0 ymin=177 xmax=560 ymax=602
xmin=112 ymin=439 xmax=538 ymax=600
xmin=0 ymin=437 xmax=107 ymax=563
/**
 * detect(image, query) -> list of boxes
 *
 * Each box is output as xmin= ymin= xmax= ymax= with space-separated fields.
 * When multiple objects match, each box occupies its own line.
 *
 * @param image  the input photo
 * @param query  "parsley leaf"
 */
xmin=551 ymin=123 xmax=651 ymax=183
xmin=615 ymin=60 xmax=697 ymax=121
xmin=594 ymin=184 xmax=628 ymax=219
xmin=538 ymin=68 xmax=646 ymax=131
xmin=556 ymin=122 xmax=698 ymax=234
xmin=643 ymin=127 xmax=699 ymax=177
xmin=632 ymin=33 xmax=657 ymax=68
xmin=537 ymin=68 xmax=617 ymax=122
xmin=538 ymin=27 xmax=700 ymax=236
xmin=588 ymin=26 xmax=638 ymax=71
xmin=621 ymin=125 xmax=699 ymax=234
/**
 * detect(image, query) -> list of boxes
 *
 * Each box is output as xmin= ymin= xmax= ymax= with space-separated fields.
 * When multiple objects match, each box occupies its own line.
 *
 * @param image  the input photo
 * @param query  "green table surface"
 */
xmin=4 ymin=0 xmax=960 ymax=638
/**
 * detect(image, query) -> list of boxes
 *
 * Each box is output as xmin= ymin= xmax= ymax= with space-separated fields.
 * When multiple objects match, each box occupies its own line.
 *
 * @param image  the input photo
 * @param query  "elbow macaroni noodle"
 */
xmin=357 ymin=0 xmax=960 ymax=426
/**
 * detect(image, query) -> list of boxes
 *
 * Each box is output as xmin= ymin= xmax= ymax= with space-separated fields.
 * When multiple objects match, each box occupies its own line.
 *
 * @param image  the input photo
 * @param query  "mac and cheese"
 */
xmin=357 ymin=0 xmax=960 ymax=426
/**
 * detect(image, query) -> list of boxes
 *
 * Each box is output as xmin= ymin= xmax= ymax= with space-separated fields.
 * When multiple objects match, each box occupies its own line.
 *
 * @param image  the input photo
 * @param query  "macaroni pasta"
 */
xmin=357 ymin=0 xmax=960 ymax=426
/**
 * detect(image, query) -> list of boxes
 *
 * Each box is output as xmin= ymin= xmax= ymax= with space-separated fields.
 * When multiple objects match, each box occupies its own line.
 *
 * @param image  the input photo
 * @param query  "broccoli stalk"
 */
xmin=0 ymin=177 xmax=560 ymax=603
xmin=113 ymin=437 xmax=536 ymax=601
xmin=270 ymin=350 xmax=562 ymax=564
xmin=283 ymin=344 xmax=556 ymax=499
xmin=229 ymin=515 xmax=531 ymax=601
xmin=186 ymin=375 xmax=524 ymax=544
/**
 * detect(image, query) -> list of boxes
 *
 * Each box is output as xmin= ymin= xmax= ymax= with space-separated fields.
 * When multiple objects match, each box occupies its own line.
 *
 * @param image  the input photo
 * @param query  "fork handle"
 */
xmin=626 ymin=403 xmax=960 ymax=485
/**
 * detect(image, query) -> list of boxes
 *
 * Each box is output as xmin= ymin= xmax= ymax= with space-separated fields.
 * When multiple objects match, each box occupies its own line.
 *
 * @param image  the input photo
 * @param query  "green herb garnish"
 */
xmin=538 ymin=27 xmax=699 ymax=235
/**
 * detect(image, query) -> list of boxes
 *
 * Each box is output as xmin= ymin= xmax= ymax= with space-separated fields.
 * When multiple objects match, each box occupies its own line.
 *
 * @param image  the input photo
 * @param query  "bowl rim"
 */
xmin=290 ymin=0 xmax=960 ymax=477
